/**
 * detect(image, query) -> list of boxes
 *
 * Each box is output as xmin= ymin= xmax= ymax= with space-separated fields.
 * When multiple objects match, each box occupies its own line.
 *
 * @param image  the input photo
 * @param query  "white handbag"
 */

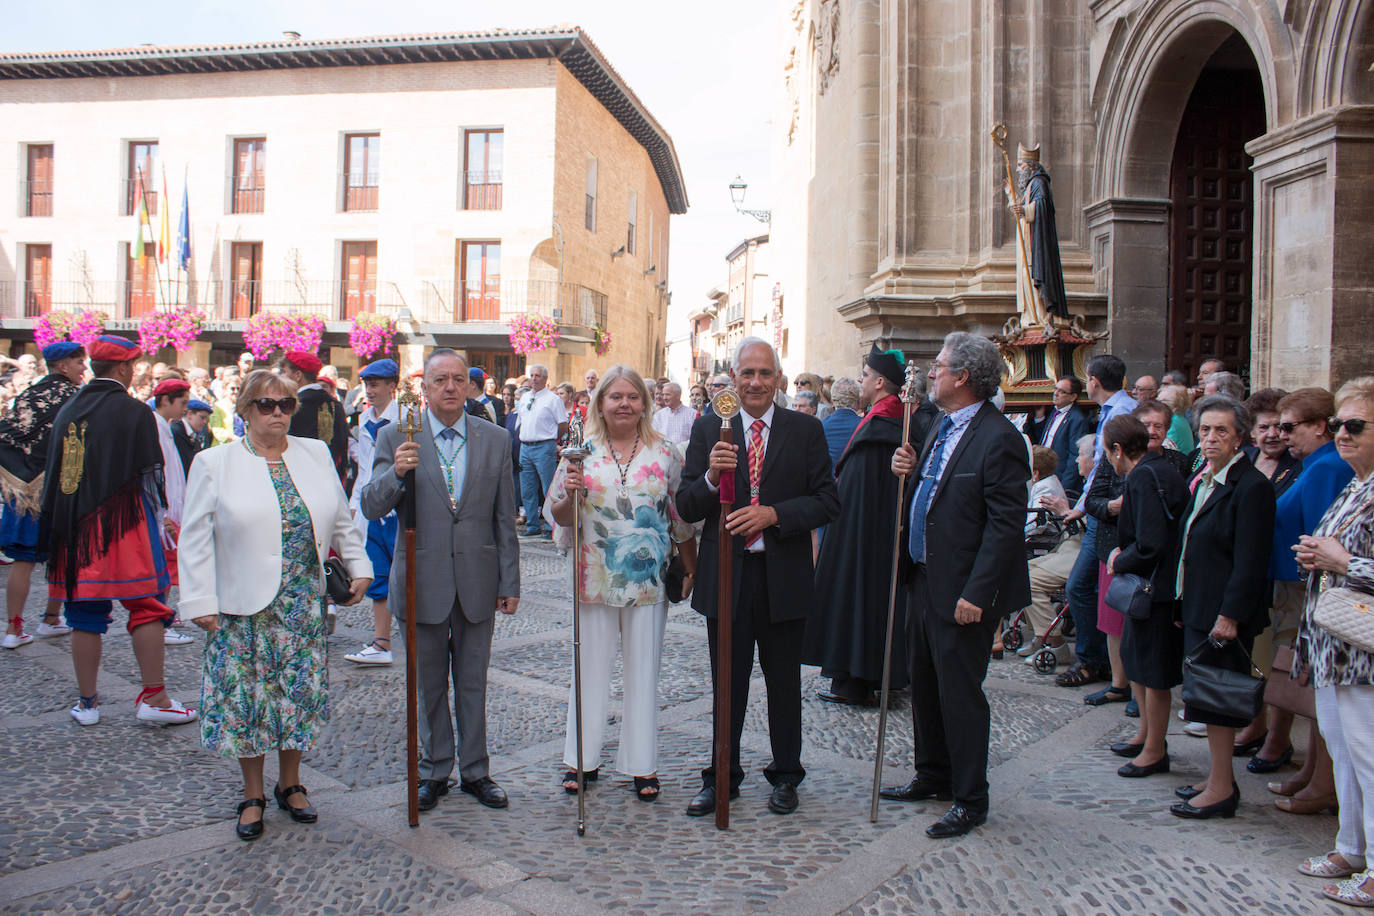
xmin=1312 ymin=496 xmax=1374 ymax=653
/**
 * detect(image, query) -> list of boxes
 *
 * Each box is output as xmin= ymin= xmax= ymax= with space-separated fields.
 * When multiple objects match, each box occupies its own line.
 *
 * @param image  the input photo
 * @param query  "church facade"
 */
xmin=771 ymin=0 xmax=1372 ymax=388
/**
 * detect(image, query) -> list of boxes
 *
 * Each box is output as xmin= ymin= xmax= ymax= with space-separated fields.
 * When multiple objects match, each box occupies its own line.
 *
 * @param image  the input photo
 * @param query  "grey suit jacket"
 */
xmin=360 ymin=413 xmax=520 ymax=625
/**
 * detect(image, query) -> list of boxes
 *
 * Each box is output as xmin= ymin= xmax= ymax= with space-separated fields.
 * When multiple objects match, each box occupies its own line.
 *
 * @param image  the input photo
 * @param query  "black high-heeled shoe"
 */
xmin=1170 ymin=782 xmax=1240 ymax=819
xmin=1247 ymin=745 xmax=1294 ymax=774
xmin=1174 ymin=784 xmax=1204 ymax=801
xmin=236 ymin=797 xmax=266 ymax=841
xmin=1232 ymin=733 xmax=1267 ymax=757
xmin=274 ymin=784 xmax=318 ymax=823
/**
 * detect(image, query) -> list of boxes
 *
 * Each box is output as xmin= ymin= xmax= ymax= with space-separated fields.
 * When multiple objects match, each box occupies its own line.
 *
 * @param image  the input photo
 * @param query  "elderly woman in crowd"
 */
xmin=1255 ymin=387 xmax=1353 ymax=805
xmin=180 ymin=369 xmax=371 ymax=841
xmin=1102 ymin=415 xmax=1190 ymax=778
xmin=793 ymin=389 xmax=819 ymax=416
xmin=795 ymin=372 xmax=830 ymax=418
xmin=1292 ymin=377 xmax=1374 ymax=905
xmin=689 ymin=383 xmax=708 ymax=416
xmin=1245 ymin=388 xmax=1301 ymax=493
xmin=1158 ymin=383 xmax=1195 ymax=454
xmin=545 ymin=364 xmax=696 ymax=803
xmin=1171 ymin=395 xmax=1275 ymax=819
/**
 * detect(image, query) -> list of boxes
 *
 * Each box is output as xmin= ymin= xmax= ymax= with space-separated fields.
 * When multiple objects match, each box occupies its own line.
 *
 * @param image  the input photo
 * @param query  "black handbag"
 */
xmin=323 ymin=557 xmax=354 ymax=605
xmin=1181 ymin=639 xmax=1266 ymax=722
xmin=664 ymin=550 xmax=689 ymax=604
xmin=1105 ymin=572 xmax=1153 ymax=620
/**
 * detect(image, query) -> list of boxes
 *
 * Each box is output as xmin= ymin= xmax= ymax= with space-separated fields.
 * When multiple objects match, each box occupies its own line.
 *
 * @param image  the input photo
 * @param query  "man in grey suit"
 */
xmin=361 ymin=349 xmax=520 ymax=811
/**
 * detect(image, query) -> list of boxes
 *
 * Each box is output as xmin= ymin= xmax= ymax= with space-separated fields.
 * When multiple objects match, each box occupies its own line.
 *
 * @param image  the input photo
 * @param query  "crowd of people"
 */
xmin=1 ymin=333 xmax=1372 ymax=909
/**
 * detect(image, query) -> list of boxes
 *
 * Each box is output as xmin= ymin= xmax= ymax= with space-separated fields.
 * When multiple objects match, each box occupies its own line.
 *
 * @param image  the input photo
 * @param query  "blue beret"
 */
xmin=41 ymin=341 xmax=83 ymax=362
xmin=186 ymin=399 xmax=213 ymax=413
xmin=469 ymin=366 xmax=487 ymax=381
xmin=359 ymin=359 xmax=399 ymax=380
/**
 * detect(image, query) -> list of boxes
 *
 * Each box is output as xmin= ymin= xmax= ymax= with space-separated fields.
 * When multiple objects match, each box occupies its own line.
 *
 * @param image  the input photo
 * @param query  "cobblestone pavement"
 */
xmin=0 ymin=541 xmax=1348 ymax=914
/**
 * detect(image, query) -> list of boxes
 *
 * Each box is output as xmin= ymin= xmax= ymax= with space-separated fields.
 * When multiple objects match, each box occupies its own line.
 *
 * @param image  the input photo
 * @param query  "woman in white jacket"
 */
xmin=179 ymin=369 xmax=371 ymax=842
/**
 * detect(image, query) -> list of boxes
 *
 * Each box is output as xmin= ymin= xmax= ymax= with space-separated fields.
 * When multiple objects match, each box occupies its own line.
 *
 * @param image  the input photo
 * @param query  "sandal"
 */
xmin=1324 ymin=873 xmax=1374 ymax=907
xmin=1084 ymin=686 xmax=1130 ymax=706
xmin=1055 ymin=663 xmax=1101 ymax=688
xmin=561 ymin=768 xmax=599 ymax=795
xmin=634 ymin=776 xmax=661 ymax=803
xmin=1303 ymin=852 xmax=1364 ymax=879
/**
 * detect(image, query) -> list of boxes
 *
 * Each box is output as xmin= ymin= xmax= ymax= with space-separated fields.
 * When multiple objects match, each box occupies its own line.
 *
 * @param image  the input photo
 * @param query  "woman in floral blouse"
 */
xmin=545 ymin=364 xmax=696 ymax=802
xmin=1292 ymin=376 xmax=1374 ymax=907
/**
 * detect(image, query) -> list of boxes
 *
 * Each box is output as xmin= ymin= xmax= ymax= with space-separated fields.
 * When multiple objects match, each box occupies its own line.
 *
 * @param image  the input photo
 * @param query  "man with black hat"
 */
xmin=1 ymin=341 xmax=84 ymax=649
xmin=803 ymin=345 xmax=938 ymax=705
xmin=278 ymin=350 xmax=349 ymax=480
xmin=41 ymin=335 xmax=197 ymax=727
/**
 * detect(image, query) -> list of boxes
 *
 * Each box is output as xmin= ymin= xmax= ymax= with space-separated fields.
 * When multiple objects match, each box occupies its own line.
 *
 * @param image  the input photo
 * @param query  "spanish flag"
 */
xmin=157 ymin=166 xmax=170 ymax=264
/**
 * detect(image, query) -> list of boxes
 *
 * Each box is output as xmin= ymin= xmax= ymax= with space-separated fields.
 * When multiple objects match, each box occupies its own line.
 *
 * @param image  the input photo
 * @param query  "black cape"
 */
xmin=39 ymin=379 xmax=165 ymax=594
xmin=802 ymin=404 xmax=935 ymax=689
xmin=0 ymin=373 xmax=80 ymax=515
xmin=290 ymin=385 xmax=350 ymax=479
xmin=1025 ymin=171 xmax=1069 ymax=319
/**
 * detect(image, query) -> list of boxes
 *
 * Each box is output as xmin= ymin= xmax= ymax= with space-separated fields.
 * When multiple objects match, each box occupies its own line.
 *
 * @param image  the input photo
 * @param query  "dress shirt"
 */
xmin=1075 ymin=389 xmax=1137 ymax=511
xmin=704 ymin=403 xmax=775 ymax=552
xmin=517 ymin=387 xmax=567 ymax=442
xmin=921 ymin=400 xmax=984 ymax=486
xmin=349 ymin=398 xmax=400 ymax=523
xmin=427 ymin=409 xmax=469 ymax=506
xmin=652 ymin=403 xmax=697 ymax=444
xmin=153 ymin=411 xmax=185 ymax=525
xmin=1175 ymin=450 xmax=1243 ymax=596
xmin=1040 ymin=406 xmax=1070 ymax=446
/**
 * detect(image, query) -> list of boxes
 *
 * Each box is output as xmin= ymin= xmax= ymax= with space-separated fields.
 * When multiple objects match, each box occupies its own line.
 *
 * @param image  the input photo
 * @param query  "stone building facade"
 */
xmin=772 ymin=0 xmax=1372 ymax=389
xmin=0 ymin=29 xmax=685 ymax=383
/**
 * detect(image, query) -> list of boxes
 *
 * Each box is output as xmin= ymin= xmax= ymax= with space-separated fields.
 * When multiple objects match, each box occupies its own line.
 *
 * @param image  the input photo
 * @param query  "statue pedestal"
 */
xmin=994 ymin=316 xmax=1106 ymax=410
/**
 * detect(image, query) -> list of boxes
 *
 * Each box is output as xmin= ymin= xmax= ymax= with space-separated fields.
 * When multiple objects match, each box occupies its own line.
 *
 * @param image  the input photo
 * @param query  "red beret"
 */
xmin=284 ymin=350 xmax=323 ymax=375
xmin=153 ymin=379 xmax=191 ymax=398
xmin=87 ymin=335 xmax=142 ymax=362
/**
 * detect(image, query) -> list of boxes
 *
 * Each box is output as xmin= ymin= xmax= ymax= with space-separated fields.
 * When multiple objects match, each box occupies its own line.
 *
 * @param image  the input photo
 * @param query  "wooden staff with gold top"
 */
xmin=871 ymin=361 xmax=922 ymax=822
xmin=397 ymin=386 xmax=423 ymax=828
xmin=711 ymin=386 xmax=742 ymax=830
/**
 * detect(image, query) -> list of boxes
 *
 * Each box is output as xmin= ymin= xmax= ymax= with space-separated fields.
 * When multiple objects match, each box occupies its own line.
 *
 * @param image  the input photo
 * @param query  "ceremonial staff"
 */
xmin=562 ymin=414 xmax=591 ymax=837
xmin=870 ymin=362 xmax=921 ymax=822
xmin=397 ymin=387 xmax=423 ymax=828
xmin=991 ymin=123 xmax=1039 ymax=319
xmin=711 ymin=387 xmax=742 ymax=831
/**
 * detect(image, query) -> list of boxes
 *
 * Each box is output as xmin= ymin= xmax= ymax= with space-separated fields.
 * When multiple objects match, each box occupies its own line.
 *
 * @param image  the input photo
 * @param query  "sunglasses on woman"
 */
xmin=1277 ymin=420 xmax=1318 ymax=434
xmin=252 ymin=397 xmax=297 ymax=415
xmin=1328 ymin=417 xmax=1369 ymax=436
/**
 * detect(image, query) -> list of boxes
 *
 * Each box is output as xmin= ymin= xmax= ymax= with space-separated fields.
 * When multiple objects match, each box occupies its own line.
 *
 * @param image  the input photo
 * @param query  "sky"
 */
xmin=5 ymin=0 xmax=781 ymax=342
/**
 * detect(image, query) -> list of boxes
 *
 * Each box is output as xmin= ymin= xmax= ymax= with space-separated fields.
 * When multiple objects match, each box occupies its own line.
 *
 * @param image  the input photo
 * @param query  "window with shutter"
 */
xmin=26 ymin=145 xmax=53 ymax=217
xmin=232 ymin=139 xmax=266 ymax=214
xmin=341 ymin=241 xmax=378 ymax=318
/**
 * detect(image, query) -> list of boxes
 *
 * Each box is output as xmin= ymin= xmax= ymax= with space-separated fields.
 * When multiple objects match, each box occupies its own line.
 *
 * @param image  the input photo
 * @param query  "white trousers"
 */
xmin=1316 ymin=684 xmax=1374 ymax=865
xmin=562 ymin=600 xmax=668 ymax=777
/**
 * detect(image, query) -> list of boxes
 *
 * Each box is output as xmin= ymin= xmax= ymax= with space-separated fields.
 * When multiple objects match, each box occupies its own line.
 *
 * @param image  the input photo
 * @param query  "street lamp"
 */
xmin=728 ymin=175 xmax=771 ymax=224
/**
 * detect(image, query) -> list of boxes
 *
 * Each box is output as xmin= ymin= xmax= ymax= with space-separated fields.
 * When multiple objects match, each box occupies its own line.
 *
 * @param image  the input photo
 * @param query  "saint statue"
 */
xmin=1003 ymin=143 xmax=1069 ymax=326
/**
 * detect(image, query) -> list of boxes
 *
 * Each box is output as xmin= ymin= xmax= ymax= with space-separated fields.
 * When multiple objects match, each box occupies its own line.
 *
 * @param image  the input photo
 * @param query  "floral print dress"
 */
xmin=201 ymin=459 xmax=328 ymax=757
xmin=545 ymin=438 xmax=694 ymax=607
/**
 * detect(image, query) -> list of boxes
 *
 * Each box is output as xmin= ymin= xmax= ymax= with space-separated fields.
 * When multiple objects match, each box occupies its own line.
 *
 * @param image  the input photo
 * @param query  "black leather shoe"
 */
xmin=1247 ymin=746 xmax=1294 ymax=774
xmin=816 ymin=689 xmax=876 ymax=707
xmin=1117 ymin=755 xmax=1170 ymax=778
xmin=685 ymin=785 xmax=739 ymax=817
xmin=1170 ymin=783 xmax=1240 ymax=819
xmin=273 ymin=784 xmax=318 ymax=823
xmin=1233 ymin=734 xmax=1267 ymax=758
xmin=878 ymin=777 xmax=953 ymax=802
xmin=926 ymin=804 xmax=987 ymax=838
xmin=768 ymin=783 xmax=799 ymax=815
xmin=1109 ymin=741 xmax=1144 ymax=758
xmin=460 ymin=776 xmax=509 ymax=809
xmin=1174 ymin=784 xmax=1204 ymax=801
xmin=417 ymin=779 xmax=449 ymax=811
xmin=236 ymin=797 xmax=266 ymax=841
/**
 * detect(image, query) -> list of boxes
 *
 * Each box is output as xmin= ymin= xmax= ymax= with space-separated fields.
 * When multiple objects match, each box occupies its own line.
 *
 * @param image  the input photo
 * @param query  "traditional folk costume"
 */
xmin=152 ymin=378 xmax=191 ymax=586
xmin=803 ymin=345 xmax=938 ymax=703
xmin=283 ymin=351 xmax=350 ymax=482
xmin=0 ymin=342 xmax=81 ymax=644
xmin=41 ymin=337 xmax=174 ymax=635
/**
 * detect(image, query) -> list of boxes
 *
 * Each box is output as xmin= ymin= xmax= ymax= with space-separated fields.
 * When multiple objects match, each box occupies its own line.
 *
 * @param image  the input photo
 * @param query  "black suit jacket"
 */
xmin=1174 ymin=453 xmax=1276 ymax=636
xmin=898 ymin=401 xmax=1032 ymax=619
xmin=170 ymin=420 xmax=209 ymax=476
xmin=1038 ymin=404 xmax=1092 ymax=496
xmin=677 ymin=406 xmax=839 ymax=623
xmin=1113 ymin=451 xmax=1190 ymax=602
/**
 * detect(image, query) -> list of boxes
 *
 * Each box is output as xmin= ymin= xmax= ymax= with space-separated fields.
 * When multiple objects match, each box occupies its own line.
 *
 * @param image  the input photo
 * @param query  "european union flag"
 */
xmin=176 ymin=182 xmax=191 ymax=270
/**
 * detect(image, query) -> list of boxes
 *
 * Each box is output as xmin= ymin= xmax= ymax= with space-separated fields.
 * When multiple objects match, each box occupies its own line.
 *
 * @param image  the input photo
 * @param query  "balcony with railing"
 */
xmin=122 ymin=180 xmax=158 ymax=217
xmin=22 ymin=180 xmax=52 ymax=217
xmin=463 ymin=170 xmax=502 ymax=210
xmin=342 ymin=171 xmax=379 ymax=212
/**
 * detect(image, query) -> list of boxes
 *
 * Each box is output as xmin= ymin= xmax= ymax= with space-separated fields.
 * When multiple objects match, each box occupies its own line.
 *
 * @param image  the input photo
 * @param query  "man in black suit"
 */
xmin=676 ymin=337 xmax=839 ymax=817
xmin=171 ymin=399 xmax=214 ymax=474
xmin=1036 ymin=375 xmax=1094 ymax=497
xmin=881 ymin=331 xmax=1031 ymax=838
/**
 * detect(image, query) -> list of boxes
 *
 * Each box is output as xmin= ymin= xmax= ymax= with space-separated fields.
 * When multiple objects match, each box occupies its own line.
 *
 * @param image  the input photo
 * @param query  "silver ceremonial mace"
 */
xmin=562 ymin=413 xmax=591 ymax=836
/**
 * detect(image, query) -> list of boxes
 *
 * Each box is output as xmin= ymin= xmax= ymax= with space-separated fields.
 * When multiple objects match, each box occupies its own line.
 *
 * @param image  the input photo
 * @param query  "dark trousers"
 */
xmin=1067 ymin=517 xmax=1107 ymax=670
xmin=703 ymin=553 xmax=806 ymax=790
xmin=906 ymin=565 xmax=997 ymax=813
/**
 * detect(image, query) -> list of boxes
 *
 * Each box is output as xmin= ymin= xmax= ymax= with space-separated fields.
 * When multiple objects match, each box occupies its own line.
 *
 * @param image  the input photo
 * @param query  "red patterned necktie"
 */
xmin=747 ymin=419 xmax=765 ymax=550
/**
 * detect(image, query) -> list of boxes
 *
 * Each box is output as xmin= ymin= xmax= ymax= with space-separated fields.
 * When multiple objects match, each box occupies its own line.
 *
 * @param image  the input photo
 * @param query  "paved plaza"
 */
xmin=0 ymin=540 xmax=1347 ymax=914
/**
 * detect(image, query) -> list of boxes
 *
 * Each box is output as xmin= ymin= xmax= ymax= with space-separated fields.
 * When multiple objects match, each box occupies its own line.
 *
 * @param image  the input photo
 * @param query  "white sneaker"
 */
xmin=163 ymin=630 xmax=195 ymax=646
xmin=36 ymin=621 xmax=72 ymax=638
xmin=0 ymin=552 xmax=13 ymax=565
xmin=344 ymin=642 xmax=393 ymax=665
xmin=70 ymin=702 xmax=100 ymax=726
xmin=2 ymin=632 xmax=33 ymax=649
xmin=1183 ymin=721 xmax=1208 ymax=737
xmin=136 ymin=699 xmax=198 ymax=725
xmin=326 ymin=604 xmax=338 ymax=635
xmin=1017 ymin=637 xmax=1043 ymax=658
